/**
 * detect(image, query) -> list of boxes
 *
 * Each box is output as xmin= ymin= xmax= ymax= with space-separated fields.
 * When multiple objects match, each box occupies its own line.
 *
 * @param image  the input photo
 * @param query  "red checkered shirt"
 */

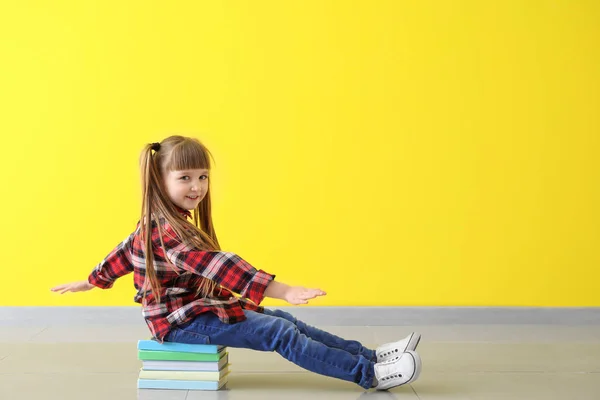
xmin=88 ymin=209 xmax=276 ymax=342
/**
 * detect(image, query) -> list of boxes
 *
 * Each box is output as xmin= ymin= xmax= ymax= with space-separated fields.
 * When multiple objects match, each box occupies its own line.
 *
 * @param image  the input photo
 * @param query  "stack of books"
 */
xmin=136 ymin=340 xmax=230 ymax=391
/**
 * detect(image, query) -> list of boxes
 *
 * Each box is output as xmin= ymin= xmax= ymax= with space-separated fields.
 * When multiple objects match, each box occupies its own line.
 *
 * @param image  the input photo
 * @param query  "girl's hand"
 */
xmin=284 ymin=286 xmax=327 ymax=305
xmin=51 ymin=280 xmax=95 ymax=294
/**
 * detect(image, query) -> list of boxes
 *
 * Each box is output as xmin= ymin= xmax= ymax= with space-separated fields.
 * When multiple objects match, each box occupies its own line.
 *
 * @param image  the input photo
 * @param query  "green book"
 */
xmin=138 ymin=348 xmax=226 ymax=362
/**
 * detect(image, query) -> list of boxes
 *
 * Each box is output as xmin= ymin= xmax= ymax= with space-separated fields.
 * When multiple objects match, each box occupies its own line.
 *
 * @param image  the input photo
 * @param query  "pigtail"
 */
xmin=193 ymin=181 xmax=220 ymax=250
xmin=140 ymin=144 xmax=163 ymax=304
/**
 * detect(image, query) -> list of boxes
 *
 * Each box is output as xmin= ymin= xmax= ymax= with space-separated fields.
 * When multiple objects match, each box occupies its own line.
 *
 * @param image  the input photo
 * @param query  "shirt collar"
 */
xmin=174 ymin=205 xmax=192 ymax=219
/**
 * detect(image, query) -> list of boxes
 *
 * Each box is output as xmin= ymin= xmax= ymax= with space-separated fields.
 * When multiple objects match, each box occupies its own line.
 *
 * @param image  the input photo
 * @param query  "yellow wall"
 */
xmin=1 ymin=1 xmax=598 ymax=307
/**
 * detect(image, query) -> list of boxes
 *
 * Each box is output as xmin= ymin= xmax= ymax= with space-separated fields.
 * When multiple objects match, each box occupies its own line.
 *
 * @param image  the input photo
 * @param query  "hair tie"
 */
xmin=151 ymin=142 xmax=161 ymax=152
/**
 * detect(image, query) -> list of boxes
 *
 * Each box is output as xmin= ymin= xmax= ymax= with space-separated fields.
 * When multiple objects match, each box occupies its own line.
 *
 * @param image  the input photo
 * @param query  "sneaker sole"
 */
xmin=407 ymin=332 xmax=421 ymax=352
xmin=405 ymin=350 xmax=422 ymax=384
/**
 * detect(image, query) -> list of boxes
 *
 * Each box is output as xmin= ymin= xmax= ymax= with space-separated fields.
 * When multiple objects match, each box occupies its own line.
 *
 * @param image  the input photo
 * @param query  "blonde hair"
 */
xmin=139 ymin=135 xmax=220 ymax=303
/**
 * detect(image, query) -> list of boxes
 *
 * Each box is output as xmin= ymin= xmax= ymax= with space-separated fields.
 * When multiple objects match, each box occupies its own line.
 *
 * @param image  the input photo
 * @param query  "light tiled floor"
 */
xmin=1 ymin=322 xmax=599 ymax=399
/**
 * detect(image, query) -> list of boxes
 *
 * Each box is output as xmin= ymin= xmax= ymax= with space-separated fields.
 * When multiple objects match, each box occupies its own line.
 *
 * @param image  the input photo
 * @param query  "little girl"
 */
xmin=51 ymin=135 xmax=422 ymax=391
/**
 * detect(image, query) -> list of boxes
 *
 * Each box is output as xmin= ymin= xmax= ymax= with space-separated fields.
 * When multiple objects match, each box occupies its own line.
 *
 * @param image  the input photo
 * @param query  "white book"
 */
xmin=142 ymin=353 xmax=229 ymax=371
xmin=139 ymin=367 xmax=229 ymax=381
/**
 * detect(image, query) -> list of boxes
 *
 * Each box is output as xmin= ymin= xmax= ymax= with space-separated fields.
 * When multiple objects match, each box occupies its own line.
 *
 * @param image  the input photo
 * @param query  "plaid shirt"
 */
xmin=88 ymin=209 xmax=275 ymax=342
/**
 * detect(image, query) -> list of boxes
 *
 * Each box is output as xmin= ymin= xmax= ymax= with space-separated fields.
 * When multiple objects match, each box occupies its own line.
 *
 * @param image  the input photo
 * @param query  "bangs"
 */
xmin=165 ymin=139 xmax=212 ymax=172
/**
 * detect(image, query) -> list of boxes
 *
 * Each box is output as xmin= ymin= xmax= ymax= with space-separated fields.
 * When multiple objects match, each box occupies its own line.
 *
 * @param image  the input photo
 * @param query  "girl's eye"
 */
xmin=179 ymin=175 xmax=208 ymax=181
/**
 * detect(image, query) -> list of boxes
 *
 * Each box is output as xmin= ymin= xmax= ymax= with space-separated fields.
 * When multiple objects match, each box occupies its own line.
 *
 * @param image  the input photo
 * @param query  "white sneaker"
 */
xmin=373 ymin=350 xmax=422 ymax=391
xmin=376 ymin=332 xmax=421 ymax=363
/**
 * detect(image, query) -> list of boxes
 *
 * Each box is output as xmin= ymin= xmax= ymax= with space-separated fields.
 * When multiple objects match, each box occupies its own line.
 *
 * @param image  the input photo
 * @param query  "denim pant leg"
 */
xmin=165 ymin=310 xmax=376 ymax=390
xmin=263 ymin=308 xmax=377 ymax=362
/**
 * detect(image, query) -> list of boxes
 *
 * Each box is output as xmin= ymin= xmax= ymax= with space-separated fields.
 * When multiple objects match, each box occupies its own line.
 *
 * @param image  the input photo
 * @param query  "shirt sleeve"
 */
xmin=88 ymin=233 xmax=135 ymax=289
xmin=161 ymin=224 xmax=275 ymax=305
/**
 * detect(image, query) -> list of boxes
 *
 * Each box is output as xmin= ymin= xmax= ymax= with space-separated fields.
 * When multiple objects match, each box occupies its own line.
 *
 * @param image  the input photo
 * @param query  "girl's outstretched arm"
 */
xmin=51 ymin=232 xmax=135 ymax=294
xmin=50 ymin=280 xmax=95 ymax=294
xmin=265 ymin=280 xmax=327 ymax=305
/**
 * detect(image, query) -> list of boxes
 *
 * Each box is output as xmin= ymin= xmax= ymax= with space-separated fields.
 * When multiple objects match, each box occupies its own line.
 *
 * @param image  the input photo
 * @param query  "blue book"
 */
xmin=137 ymin=376 xmax=228 ymax=391
xmin=137 ymin=340 xmax=224 ymax=354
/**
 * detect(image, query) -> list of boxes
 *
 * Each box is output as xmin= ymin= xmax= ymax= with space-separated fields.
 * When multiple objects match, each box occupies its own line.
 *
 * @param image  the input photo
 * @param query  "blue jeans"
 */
xmin=164 ymin=308 xmax=377 ymax=389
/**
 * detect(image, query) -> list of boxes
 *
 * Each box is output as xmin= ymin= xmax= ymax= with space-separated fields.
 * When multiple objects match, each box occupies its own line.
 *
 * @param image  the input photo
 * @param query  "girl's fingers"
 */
xmin=57 ymin=285 xmax=72 ymax=294
xmin=300 ymin=290 xmax=326 ymax=300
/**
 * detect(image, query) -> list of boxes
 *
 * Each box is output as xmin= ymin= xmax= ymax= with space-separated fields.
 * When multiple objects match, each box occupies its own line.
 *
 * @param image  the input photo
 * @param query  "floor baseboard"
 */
xmin=1 ymin=306 xmax=599 ymax=326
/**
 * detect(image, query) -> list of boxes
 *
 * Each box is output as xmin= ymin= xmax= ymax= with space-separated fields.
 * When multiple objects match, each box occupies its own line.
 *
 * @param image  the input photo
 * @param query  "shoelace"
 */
xmin=377 ymin=355 xmax=403 ymax=382
xmin=380 ymin=355 xmax=400 ymax=365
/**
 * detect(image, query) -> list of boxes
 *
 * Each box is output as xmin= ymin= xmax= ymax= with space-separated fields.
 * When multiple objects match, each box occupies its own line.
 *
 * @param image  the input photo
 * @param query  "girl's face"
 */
xmin=163 ymin=169 xmax=209 ymax=210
